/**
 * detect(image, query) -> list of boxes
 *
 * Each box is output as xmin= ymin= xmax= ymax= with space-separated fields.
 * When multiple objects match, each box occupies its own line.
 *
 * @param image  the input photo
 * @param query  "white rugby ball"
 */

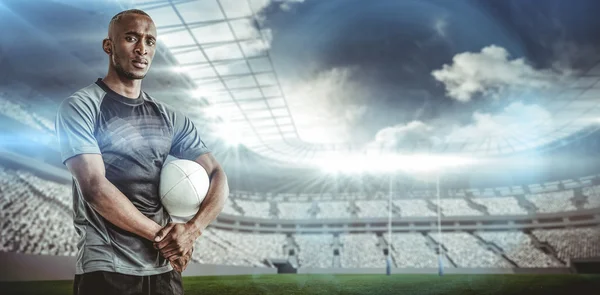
xmin=159 ymin=159 xmax=209 ymax=221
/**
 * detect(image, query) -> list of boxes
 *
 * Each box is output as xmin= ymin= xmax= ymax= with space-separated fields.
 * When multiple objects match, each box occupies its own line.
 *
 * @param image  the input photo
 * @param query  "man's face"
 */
xmin=107 ymin=14 xmax=157 ymax=80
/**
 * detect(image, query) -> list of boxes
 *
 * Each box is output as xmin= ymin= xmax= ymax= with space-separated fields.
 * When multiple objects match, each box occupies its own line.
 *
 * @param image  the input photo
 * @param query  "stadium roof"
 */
xmin=119 ymin=0 xmax=600 ymax=168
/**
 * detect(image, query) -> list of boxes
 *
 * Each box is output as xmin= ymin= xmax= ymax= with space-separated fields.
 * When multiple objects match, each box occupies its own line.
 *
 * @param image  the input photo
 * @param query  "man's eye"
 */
xmin=126 ymin=36 xmax=136 ymax=42
xmin=147 ymin=40 xmax=155 ymax=46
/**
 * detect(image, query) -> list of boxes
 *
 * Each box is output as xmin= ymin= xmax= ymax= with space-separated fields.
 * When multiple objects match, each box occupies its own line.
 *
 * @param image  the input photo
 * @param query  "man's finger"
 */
xmin=165 ymin=248 xmax=189 ymax=260
xmin=162 ymin=247 xmax=184 ymax=259
xmin=166 ymin=253 xmax=182 ymax=262
xmin=156 ymin=234 xmax=177 ymax=250
xmin=171 ymin=260 xmax=181 ymax=272
xmin=159 ymin=243 xmax=181 ymax=254
xmin=154 ymin=223 xmax=175 ymax=242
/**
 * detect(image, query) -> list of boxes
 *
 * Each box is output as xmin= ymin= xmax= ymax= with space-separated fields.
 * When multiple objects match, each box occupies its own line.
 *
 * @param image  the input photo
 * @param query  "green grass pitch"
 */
xmin=1 ymin=274 xmax=599 ymax=295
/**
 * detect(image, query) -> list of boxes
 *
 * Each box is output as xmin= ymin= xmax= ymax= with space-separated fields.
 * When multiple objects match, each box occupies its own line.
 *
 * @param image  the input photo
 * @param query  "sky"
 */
xmin=1 ymin=0 xmax=600 ymax=164
xmin=254 ymin=0 xmax=600 ymax=151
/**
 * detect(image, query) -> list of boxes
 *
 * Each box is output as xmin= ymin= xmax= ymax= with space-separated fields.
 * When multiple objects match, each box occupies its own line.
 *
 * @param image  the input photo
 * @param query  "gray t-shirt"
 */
xmin=55 ymin=78 xmax=210 ymax=275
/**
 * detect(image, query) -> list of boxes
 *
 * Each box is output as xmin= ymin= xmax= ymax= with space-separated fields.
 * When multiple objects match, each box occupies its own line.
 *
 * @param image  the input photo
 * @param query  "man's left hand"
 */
xmin=153 ymin=222 xmax=201 ymax=261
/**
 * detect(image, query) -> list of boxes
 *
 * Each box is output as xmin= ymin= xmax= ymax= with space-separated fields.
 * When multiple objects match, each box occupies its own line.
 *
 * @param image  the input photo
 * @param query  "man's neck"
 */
xmin=101 ymin=73 xmax=142 ymax=99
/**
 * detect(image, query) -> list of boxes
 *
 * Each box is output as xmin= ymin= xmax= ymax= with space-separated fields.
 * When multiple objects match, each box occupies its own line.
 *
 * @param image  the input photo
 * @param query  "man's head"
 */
xmin=103 ymin=9 xmax=157 ymax=80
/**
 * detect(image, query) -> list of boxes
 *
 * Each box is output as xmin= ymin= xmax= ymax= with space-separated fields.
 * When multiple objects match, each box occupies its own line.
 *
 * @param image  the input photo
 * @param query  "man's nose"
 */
xmin=135 ymin=42 xmax=147 ymax=55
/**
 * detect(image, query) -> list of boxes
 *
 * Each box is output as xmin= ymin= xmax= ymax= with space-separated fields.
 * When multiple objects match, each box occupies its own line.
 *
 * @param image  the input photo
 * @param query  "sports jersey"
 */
xmin=55 ymin=78 xmax=210 ymax=275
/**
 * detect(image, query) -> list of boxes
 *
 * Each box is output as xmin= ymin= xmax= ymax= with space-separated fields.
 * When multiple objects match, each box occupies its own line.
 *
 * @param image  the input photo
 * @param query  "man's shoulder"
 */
xmin=60 ymin=82 xmax=106 ymax=109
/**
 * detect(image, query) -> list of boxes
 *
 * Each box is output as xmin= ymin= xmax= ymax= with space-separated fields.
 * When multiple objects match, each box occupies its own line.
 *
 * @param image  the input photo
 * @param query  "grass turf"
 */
xmin=1 ymin=274 xmax=599 ymax=295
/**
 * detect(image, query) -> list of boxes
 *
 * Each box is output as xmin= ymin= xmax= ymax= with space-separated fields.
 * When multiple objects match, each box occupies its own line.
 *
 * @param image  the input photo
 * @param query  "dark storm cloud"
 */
xmin=257 ymin=0 xmax=600 ymax=148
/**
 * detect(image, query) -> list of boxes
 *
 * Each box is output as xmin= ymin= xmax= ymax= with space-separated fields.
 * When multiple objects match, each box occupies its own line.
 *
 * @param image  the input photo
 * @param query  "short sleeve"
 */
xmin=169 ymin=109 xmax=211 ymax=160
xmin=55 ymin=96 xmax=101 ymax=165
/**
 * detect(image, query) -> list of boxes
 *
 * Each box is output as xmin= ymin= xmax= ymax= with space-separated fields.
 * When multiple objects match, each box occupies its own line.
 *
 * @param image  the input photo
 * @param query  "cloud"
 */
xmin=550 ymin=41 xmax=600 ymax=75
xmin=279 ymin=0 xmax=306 ymax=12
xmin=283 ymin=67 xmax=370 ymax=143
xmin=445 ymin=101 xmax=552 ymax=140
xmin=433 ymin=17 xmax=448 ymax=38
xmin=367 ymin=121 xmax=441 ymax=152
xmin=431 ymin=45 xmax=560 ymax=102
xmin=365 ymin=102 xmax=552 ymax=154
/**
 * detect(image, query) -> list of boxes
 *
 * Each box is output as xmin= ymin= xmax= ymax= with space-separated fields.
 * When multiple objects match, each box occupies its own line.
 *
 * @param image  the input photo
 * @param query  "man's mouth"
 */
xmin=132 ymin=60 xmax=148 ymax=69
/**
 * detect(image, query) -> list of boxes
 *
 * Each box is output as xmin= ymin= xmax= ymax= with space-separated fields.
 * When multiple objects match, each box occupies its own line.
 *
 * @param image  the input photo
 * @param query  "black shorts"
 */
xmin=73 ymin=270 xmax=183 ymax=295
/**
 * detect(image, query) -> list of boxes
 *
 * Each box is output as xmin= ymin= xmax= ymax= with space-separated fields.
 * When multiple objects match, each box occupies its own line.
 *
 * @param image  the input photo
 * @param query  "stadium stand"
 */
xmin=471 ymin=196 xmax=528 ymax=215
xmin=277 ymin=202 xmax=313 ymax=219
xmin=431 ymin=198 xmax=483 ymax=216
xmin=315 ymin=201 xmax=351 ymax=219
xmin=220 ymin=197 xmax=242 ymax=215
xmin=525 ymin=190 xmax=577 ymax=213
xmin=235 ymin=199 xmax=271 ymax=219
xmin=295 ymin=234 xmax=334 ymax=268
xmin=191 ymin=229 xmax=265 ymax=267
xmin=190 ymin=228 xmax=285 ymax=267
xmin=339 ymin=233 xmax=383 ymax=268
xmin=212 ymin=229 xmax=287 ymax=262
xmin=393 ymin=200 xmax=436 ymax=217
xmin=2 ymin=163 xmax=600 ymax=270
xmin=355 ymin=200 xmax=389 ymax=218
xmin=582 ymin=185 xmax=600 ymax=209
xmin=386 ymin=233 xmax=440 ymax=268
xmin=14 ymin=170 xmax=71 ymax=209
xmin=532 ymin=228 xmax=600 ymax=263
xmin=0 ymin=167 xmax=77 ymax=256
xmin=477 ymin=231 xmax=563 ymax=267
xmin=429 ymin=232 xmax=513 ymax=268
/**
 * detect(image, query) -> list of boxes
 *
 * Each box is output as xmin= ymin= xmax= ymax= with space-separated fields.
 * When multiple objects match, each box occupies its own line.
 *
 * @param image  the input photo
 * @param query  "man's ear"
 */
xmin=103 ymin=38 xmax=112 ymax=54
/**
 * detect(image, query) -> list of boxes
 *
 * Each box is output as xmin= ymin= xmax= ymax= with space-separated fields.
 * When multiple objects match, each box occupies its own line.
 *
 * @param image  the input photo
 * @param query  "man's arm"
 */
xmin=66 ymin=153 xmax=162 ymax=241
xmin=154 ymin=152 xmax=229 ymax=261
xmin=187 ymin=152 xmax=229 ymax=234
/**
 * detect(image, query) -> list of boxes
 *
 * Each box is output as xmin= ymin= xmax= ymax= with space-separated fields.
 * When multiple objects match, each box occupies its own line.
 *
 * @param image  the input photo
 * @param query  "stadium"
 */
xmin=1 ymin=0 xmax=600 ymax=294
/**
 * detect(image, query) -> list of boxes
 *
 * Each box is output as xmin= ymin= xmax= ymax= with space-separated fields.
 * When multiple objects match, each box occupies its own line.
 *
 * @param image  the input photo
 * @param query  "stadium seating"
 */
xmin=532 ymin=228 xmax=600 ymax=262
xmin=295 ymin=234 xmax=335 ymax=268
xmin=355 ymin=200 xmax=389 ymax=218
xmin=429 ymin=232 xmax=513 ymax=268
xmin=277 ymin=201 xmax=313 ymax=219
xmin=14 ymin=170 xmax=71 ymax=209
xmin=582 ymin=185 xmax=600 ymax=209
xmin=315 ymin=201 xmax=351 ymax=219
xmin=339 ymin=233 xmax=383 ymax=268
xmin=235 ymin=199 xmax=271 ymax=219
xmin=392 ymin=200 xmax=436 ymax=217
xmin=2 ymin=163 xmax=600 ymax=270
xmin=386 ymin=233 xmax=440 ymax=268
xmin=191 ymin=229 xmax=263 ymax=266
xmin=477 ymin=231 xmax=562 ymax=267
xmin=191 ymin=229 xmax=284 ymax=267
xmin=220 ymin=198 xmax=242 ymax=215
xmin=431 ymin=198 xmax=483 ymax=216
xmin=0 ymin=167 xmax=77 ymax=256
xmin=525 ymin=190 xmax=576 ymax=213
xmin=212 ymin=229 xmax=287 ymax=261
xmin=471 ymin=197 xmax=528 ymax=215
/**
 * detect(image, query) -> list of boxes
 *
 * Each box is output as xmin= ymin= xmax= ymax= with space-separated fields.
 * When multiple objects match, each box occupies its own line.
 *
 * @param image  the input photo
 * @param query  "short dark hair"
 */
xmin=108 ymin=9 xmax=152 ymax=35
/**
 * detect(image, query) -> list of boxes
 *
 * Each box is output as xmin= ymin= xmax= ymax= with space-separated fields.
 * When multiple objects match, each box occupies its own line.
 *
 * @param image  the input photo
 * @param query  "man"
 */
xmin=55 ymin=9 xmax=229 ymax=295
